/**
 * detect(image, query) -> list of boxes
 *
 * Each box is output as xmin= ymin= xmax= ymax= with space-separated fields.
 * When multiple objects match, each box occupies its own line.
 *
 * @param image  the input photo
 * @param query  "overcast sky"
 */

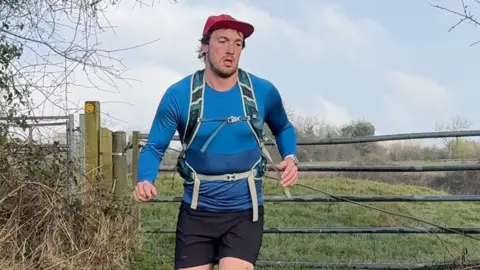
xmin=30 ymin=0 xmax=480 ymax=139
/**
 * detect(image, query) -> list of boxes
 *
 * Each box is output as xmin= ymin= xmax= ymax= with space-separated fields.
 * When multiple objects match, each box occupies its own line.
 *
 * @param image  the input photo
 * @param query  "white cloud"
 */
xmin=28 ymin=64 xmax=182 ymax=132
xmin=315 ymin=96 xmax=353 ymax=126
xmin=96 ymin=2 xmax=323 ymax=70
xmin=386 ymin=70 xmax=451 ymax=104
xmin=382 ymin=70 xmax=456 ymax=132
xmin=318 ymin=5 xmax=366 ymax=46
xmin=291 ymin=96 xmax=353 ymax=128
xmin=25 ymin=1 xmax=390 ymax=138
xmin=300 ymin=3 xmax=392 ymax=67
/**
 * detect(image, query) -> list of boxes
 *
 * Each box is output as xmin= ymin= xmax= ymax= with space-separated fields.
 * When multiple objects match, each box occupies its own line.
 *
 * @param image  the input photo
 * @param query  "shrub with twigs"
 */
xmin=0 ymin=127 xmax=140 ymax=269
xmin=1 ymin=0 xmax=146 ymax=267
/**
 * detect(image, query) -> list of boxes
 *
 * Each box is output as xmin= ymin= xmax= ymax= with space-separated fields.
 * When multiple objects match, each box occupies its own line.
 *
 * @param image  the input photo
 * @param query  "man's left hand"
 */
xmin=275 ymin=156 xmax=299 ymax=187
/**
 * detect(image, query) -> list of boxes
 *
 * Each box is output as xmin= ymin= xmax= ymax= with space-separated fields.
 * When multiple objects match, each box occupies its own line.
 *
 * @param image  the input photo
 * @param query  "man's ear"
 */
xmin=201 ymin=44 xmax=208 ymax=55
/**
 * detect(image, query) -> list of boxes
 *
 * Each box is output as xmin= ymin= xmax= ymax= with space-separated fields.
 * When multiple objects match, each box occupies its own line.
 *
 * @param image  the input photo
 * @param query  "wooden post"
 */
xmin=131 ymin=131 xmax=140 ymax=186
xmin=67 ymin=114 xmax=76 ymax=196
xmin=131 ymin=131 xmax=140 ymax=228
xmin=79 ymin=114 xmax=86 ymax=204
xmin=84 ymin=101 xmax=100 ymax=197
xmin=100 ymin=127 xmax=113 ymax=192
xmin=112 ymin=131 xmax=128 ymax=198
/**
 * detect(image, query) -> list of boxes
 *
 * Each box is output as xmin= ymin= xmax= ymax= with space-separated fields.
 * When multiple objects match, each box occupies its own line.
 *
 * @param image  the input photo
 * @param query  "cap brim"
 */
xmin=208 ymin=20 xmax=254 ymax=39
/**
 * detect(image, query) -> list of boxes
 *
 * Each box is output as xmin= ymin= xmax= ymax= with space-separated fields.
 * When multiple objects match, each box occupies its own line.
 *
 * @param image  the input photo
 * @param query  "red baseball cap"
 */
xmin=203 ymin=14 xmax=254 ymax=39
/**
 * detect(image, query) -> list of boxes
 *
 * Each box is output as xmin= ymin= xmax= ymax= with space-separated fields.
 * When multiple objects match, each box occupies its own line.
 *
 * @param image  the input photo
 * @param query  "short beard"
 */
xmin=207 ymin=54 xmax=237 ymax=79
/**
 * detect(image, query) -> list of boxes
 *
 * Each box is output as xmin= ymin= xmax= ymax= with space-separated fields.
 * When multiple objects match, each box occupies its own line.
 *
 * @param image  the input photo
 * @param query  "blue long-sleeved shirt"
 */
xmin=137 ymin=71 xmax=297 ymax=212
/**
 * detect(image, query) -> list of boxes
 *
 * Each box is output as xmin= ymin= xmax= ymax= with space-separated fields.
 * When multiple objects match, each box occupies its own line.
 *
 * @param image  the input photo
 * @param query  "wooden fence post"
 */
xmin=112 ymin=131 xmax=128 ymax=198
xmin=131 ymin=131 xmax=140 ymax=186
xmin=100 ymin=127 xmax=113 ymax=192
xmin=78 ymin=113 xmax=86 ymax=204
xmin=84 ymin=101 xmax=100 ymax=198
xmin=131 ymin=131 xmax=141 ymax=228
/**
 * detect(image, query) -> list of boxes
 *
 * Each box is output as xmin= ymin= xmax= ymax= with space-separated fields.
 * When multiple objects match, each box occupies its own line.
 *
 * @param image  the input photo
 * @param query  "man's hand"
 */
xmin=133 ymin=181 xmax=158 ymax=202
xmin=275 ymin=156 xmax=298 ymax=188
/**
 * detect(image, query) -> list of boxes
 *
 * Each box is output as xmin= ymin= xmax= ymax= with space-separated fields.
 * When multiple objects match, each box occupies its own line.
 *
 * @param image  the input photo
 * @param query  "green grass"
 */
xmin=131 ymin=174 xmax=480 ymax=270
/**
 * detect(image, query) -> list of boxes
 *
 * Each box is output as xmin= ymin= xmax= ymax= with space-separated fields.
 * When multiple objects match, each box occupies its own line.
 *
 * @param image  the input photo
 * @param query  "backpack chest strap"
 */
xmin=199 ymin=115 xmax=250 ymax=153
xmin=195 ymin=170 xmax=253 ymax=181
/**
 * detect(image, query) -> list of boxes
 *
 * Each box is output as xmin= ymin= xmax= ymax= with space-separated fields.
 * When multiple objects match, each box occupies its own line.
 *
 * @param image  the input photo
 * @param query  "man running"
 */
xmin=133 ymin=14 xmax=299 ymax=270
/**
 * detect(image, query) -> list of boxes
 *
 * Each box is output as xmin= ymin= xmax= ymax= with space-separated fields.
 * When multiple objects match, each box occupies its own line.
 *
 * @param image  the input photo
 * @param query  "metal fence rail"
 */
xmin=2 ymin=114 xmax=79 ymax=197
xmin=149 ymin=194 xmax=480 ymax=203
xmin=140 ymin=226 xmax=480 ymax=234
xmin=138 ymin=129 xmax=480 ymax=145
xmin=124 ymin=129 xmax=480 ymax=268
xmin=255 ymin=260 xmax=480 ymax=270
xmin=0 ymin=114 xmax=76 ymax=155
xmin=0 ymin=115 xmax=71 ymax=121
xmin=154 ymin=163 xmax=480 ymax=172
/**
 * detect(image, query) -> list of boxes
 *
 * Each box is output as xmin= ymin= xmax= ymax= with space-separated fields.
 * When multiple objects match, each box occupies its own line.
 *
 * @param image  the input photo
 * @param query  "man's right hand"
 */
xmin=133 ymin=181 xmax=158 ymax=202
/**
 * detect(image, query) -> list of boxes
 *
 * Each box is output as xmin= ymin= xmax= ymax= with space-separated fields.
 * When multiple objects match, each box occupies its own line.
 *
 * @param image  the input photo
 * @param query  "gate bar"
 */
xmin=138 ymin=129 xmax=480 ymax=145
xmin=0 ymin=115 xmax=70 ymax=121
xmin=140 ymin=226 xmax=480 ymax=234
xmin=256 ymin=260 xmax=480 ymax=269
xmin=148 ymin=194 xmax=480 ymax=203
xmin=156 ymin=163 xmax=480 ymax=172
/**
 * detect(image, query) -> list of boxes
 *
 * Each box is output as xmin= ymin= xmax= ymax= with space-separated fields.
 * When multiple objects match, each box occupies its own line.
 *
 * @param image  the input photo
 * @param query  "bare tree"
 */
xmin=0 ymin=1 xmax=176 ymax=268
xmin=435 ymin=116 xmax=473 ymax=158
xmin=1 ymin=0 xmax=167 ymax=130
xmin=430 ymin=0 xmax=480 ymax=46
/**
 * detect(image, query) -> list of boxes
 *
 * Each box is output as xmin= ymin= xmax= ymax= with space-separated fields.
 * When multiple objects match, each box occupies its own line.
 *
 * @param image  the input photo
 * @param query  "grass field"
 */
xmin=130 ymin=175 xmax=480 ymax=270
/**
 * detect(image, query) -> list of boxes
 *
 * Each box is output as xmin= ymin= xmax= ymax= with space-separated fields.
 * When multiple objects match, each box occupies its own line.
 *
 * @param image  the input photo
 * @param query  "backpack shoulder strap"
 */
xmin=238 ymin=68 xmax=263 ymax=145
xmin=238 ymin=69 xmax=293 ymax=200
xmin=182 ymin=69 xmax=205 ymax=150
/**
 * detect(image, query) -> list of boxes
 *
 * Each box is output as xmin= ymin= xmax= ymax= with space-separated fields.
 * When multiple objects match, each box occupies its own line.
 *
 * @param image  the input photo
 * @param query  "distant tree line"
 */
xmin=154 ymin=111 xmax=480 ymax=195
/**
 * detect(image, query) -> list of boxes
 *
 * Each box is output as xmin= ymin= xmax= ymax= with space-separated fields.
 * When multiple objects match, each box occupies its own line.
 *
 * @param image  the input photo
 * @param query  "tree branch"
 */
xmin=430 ymin=0 xmax=480 ymax=47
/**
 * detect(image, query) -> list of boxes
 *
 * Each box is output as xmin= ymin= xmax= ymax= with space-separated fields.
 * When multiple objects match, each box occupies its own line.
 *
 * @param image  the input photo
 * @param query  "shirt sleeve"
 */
xmin=137 ymin=88 xmax=180 ymax=183
xmin=263 ymin=83 xmax=297 ymax=159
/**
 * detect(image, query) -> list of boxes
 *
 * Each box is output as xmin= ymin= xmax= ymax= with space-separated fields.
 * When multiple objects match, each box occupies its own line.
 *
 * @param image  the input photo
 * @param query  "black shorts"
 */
xmin=174 ymin=201 xmax=264 ymax=269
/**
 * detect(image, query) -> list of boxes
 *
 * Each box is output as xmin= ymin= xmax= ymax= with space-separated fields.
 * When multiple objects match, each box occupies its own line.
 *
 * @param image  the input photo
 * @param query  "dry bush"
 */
xmin=341 ymin=153 xmax=394 ymax=181
xmin=431 ymin=161 xmax=480 ymax=195
xmin=0 ymin=138 xmax=140 ymax=270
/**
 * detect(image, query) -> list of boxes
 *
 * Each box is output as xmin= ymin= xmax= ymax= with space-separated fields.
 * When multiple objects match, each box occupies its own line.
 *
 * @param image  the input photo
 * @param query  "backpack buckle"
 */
xmin=227 ymin=116 xmax=241 ymax=124
xmin=226 ymin=174 xmax=236 ymax=180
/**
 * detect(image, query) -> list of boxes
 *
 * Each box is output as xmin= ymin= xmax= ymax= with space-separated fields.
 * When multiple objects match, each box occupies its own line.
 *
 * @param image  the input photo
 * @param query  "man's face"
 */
xmin=203 ymin=28 xmax=244 ymax=78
